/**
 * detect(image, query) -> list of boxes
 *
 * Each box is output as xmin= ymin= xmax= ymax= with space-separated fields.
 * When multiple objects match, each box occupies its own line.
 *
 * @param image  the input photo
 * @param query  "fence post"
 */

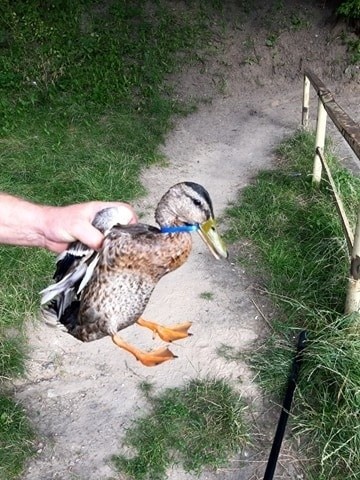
xmin=302 ymin=75 xmax=310 ymax=128
xmin=312 ymin=99 xmax=327 ymax=185
xmin=345 ymin=211 xmax=360 ymax=314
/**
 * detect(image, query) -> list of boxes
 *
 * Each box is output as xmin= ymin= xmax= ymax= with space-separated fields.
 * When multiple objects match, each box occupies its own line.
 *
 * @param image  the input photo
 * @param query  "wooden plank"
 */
xmin=302 ymin=75 xmax=310 ymax=128
xmin=304 ymin=68 xmax=360 ymax=161
xmin=312 ymin=99 xmax=327 ymax=184
xmin=345 ymin=212 xmax=360 ymax=314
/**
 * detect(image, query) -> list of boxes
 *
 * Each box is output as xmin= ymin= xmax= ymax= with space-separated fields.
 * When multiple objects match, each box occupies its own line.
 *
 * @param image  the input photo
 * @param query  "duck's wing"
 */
xmin=53 ymin=241 xmax=91 ymax=281
xmin=40 ymin=206 xmax=134 ymax=308
xmin=40 ymin=243 xmax=99 ymax=315
xmin=40 ymin=223 xmax=158 ymax=306
xmin=108 ymin=223 xmax=160 ymax=236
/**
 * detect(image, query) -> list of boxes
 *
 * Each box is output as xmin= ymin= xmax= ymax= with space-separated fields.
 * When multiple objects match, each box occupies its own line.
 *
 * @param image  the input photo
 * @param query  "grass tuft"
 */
xmin=226 ymin=129 xmax=360 ymax=479
xmin=112 ymin=378 xmax=249 ymax=480
xmin=0 ymin=396 xmax=34 ymax=480
xmin=199 ymin=291 xmax=214 ymax=300
xmin=296 ymin=313 xmax=360 ymax=479
xmin=226 ymin=130 xmax=358 ymax=320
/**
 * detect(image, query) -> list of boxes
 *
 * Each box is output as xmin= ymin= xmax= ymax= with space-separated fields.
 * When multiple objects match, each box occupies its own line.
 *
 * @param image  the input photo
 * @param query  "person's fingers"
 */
xmin=42 ymin=201 xmax=138 ymax=253
xmin=70 ymin=222 xmax=105 ymax=250
xmin=73 ymin=202 xmax=137 ymax=249
xmin=46 ymin=241 xmax=71 ymax=253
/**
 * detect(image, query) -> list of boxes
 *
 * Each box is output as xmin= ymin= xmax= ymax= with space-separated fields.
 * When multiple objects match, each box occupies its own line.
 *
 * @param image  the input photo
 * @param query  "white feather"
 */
xmin=40 ymin=263 xmax=87 ymax=305
xmin=77 ymin=252 xmax=100 ymax=294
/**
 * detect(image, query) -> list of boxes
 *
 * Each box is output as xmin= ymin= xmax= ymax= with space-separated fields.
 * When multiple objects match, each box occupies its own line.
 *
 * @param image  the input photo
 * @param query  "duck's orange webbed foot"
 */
xmin=112 ymin=334 xmax=176 ymax=367
xmin=137 ymin=317 xmax=192 ymax=342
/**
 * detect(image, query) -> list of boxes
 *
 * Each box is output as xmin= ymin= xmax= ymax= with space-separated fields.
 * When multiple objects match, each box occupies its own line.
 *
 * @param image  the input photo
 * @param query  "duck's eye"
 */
xmin=192 ymin=198 xmax=202 ymax=208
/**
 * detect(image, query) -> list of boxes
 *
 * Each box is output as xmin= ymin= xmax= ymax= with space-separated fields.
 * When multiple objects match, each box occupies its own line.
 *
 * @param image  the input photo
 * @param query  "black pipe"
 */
xmin=263 ymin=330 xmax=307 ymax=480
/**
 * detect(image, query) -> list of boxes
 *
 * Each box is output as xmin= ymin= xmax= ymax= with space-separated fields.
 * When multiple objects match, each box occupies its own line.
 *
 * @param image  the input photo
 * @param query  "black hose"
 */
xmin=263 ymin=330 xmax=307 ymax=480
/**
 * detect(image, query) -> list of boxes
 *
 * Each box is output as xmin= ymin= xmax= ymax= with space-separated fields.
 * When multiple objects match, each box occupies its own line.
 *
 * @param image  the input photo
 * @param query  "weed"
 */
xmin=242 ymin=37 xmax=261 ymax=65
xmin=112 ymin=378 xmax=249 ymax=480
xmin=242 ymin=55 xmax=261 ymax=65
xmin=346 ymin=37 xmax=360 ymax=64
xmin=199 ymin=291 xmax=214 ymax=300
xmin=216 ymin=343 xmax=244 ymax=361
xmin=265 ymin=33 xmax=278 ymax=48
xmin=289 ymin=13 xmax=310 ymax=30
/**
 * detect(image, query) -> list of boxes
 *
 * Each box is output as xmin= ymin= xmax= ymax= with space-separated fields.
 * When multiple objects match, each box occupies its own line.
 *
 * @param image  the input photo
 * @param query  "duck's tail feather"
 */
xmin=41 ymin=299 xmax=80 ymax=334
xmin=40 ymin=263 xmax=87 ymax=305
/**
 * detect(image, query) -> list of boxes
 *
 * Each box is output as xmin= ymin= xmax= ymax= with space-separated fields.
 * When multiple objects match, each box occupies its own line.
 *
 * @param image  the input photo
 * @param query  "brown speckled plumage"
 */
xmin=40 ymin=182 xmax=228 ymax=366
xmin=78 ymin=224 xmax=192 ymax=341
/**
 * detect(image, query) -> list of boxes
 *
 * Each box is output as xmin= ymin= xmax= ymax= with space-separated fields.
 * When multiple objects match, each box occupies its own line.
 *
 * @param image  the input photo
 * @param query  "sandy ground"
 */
xmin=13 ymin=2 xmax=360 ymax=479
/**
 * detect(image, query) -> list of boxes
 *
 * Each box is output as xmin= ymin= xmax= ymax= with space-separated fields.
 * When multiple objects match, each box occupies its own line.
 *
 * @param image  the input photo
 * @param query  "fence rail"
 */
xmin=301 ymin=69 xmax=360 ymax=314
xmin=302 ymin=69 xmax=360 ymax=159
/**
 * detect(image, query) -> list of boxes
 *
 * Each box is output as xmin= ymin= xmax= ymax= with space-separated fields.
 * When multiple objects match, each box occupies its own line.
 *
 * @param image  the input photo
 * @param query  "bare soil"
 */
xmin=14 ymin=1 xmax=360 ymax=479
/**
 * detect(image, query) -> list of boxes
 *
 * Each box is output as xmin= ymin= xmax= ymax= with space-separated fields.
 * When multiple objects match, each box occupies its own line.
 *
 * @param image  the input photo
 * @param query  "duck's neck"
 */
xmin=155 ymin=203 xmax=180 ymax=228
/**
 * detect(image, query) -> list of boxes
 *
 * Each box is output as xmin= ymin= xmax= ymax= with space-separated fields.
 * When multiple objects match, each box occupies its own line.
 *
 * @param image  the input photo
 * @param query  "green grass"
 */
xmin=0 ymin=0 xmax=214 ymax=205
xmin=0 ymin=1 xmax=224 ymax=477
xmin=199 ymin=291 xmax=215 ymax=300
xmin=226 ymin=129 xmax=360 ymax=479
xmin=0 ymin=396 xmax=35 ymax=480
xmin=112 ymin=378 xmax=249 ymax=480
xmin=345 ymin=36 xmax=360 ymax=64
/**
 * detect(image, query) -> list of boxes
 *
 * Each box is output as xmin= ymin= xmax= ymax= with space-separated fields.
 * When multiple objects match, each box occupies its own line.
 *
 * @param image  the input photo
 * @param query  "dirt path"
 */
xmin=14 ymin=2 xmax=359 ymax=479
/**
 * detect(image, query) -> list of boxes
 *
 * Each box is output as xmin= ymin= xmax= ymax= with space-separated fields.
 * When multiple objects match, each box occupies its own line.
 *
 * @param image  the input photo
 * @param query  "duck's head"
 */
xmin=155 ymin=182 xmax=228 ymax=260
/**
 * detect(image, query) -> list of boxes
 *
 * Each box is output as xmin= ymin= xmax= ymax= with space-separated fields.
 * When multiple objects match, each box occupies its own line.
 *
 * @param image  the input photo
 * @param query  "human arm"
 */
xmin=0 ymin=193 xmax=137 ymax=253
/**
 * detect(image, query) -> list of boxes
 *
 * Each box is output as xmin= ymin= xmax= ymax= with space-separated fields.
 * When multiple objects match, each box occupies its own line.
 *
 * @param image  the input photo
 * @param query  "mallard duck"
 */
xmin=40 ymin=182 xmax=228 ymax=366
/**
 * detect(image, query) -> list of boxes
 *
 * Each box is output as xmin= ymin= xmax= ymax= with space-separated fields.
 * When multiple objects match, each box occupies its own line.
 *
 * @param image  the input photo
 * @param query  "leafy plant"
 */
xmin=338 ymin=0 xmax=360 ymax=19
xmin=290 ymin=13 xmax=310 ymax=30
xmin=265 ymin=33 xmax=278 ymax=47
xmin=346 ymin=37 xmax=360 ymax=64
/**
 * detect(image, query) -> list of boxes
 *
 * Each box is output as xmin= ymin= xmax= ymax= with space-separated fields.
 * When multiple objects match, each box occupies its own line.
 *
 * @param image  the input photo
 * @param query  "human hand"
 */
xmin=41 ymin=201 xmax=137 ymax=253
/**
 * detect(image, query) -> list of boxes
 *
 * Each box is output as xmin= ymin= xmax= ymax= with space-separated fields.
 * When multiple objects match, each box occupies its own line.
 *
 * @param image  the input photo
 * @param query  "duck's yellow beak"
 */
xmin=198 ymin=218 xmax=228 ymax=260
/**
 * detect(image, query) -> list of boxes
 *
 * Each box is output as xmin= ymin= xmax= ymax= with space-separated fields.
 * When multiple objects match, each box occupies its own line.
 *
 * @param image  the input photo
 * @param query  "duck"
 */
xmin=40 ymin=181 xmax=228 ymax=366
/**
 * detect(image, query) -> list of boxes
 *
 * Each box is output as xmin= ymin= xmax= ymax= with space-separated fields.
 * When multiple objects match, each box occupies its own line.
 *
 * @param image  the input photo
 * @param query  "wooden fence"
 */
xmin=301 ymin=69 xmax=360 ymax=314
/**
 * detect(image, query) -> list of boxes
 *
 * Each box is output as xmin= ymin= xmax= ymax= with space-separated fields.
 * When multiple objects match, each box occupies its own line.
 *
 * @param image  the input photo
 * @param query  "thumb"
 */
xmin=75 ymin=222 xmax=105 ymax=250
